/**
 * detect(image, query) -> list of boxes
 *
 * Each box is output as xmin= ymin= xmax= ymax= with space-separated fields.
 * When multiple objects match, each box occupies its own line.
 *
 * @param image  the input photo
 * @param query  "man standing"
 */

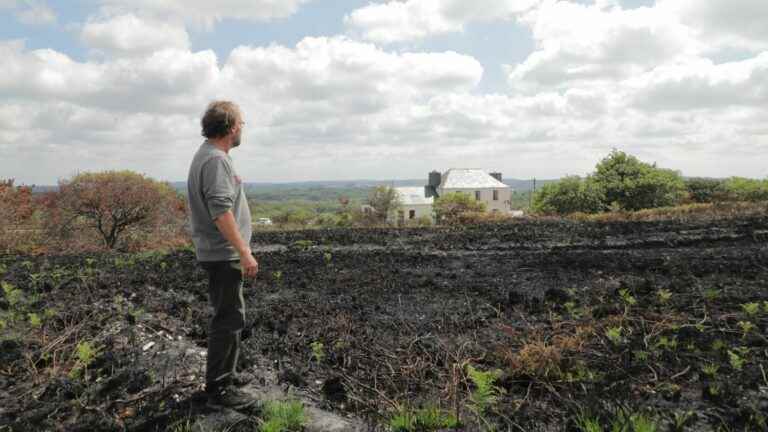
xmin=187 ymin=101 xmax=258 ymax=409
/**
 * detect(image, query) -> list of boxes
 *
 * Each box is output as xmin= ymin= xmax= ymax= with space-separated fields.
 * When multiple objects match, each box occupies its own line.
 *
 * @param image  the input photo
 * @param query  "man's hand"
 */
xmin=213 ymin=210 xmax=259 ymax=279
xmin=241 ymin=252 xmax=259 ymax=278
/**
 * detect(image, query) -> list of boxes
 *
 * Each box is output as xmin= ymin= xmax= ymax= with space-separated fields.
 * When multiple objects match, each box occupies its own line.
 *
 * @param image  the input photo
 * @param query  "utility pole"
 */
xmin=529 ymin=177 xmax=536 ymax=208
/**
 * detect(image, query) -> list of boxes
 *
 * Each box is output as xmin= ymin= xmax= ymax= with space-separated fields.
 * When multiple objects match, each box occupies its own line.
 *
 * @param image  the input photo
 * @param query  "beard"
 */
xmin=232 ymin=130 xmax=242 ymax=148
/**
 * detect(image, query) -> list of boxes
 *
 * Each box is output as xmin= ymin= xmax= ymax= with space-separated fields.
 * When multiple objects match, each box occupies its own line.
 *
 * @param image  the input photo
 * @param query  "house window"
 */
xmin=493 ymin=190 xmax=499 ymax=201
xmin=475 ymin=191 xmax=481 ymax=200
xmin=409 ymin=210 xmax=416 ymax=220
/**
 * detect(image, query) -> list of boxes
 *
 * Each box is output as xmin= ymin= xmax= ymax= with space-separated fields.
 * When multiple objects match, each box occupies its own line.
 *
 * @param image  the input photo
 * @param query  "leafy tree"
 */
xmin=51 ymin=171 xmax=185 ymax=249
xmin=723 ymin=177 xmax=768 ymax=202
xmin=532 ymin=176 xmax=606 ymax=215
xmin=685 ymin=178 xmax=727 ymax=203
xmin=366 ymin=186 xmax=402 ymax=223
xmin=272 ymin=208 xmax=315 ymax=226
xmin=592 ymin=150 xmax=686 ymax=211
xmin=433 ymin=191 xmax=486 ymax=224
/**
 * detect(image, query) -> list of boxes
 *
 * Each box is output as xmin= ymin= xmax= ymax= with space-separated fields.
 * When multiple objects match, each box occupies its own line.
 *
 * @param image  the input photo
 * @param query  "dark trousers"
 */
xmin=200 ymin=260 xmax=245 ymax=391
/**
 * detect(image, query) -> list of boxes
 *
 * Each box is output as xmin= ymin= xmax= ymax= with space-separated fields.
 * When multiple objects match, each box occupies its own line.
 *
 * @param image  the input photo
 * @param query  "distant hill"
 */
xmin=166 ymin=178 xmax=559 ymax=194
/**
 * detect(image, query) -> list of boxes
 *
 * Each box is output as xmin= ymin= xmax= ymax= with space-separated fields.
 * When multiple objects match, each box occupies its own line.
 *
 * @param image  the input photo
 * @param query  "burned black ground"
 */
xmin=1 ymin=217 xmax=767 ymax=431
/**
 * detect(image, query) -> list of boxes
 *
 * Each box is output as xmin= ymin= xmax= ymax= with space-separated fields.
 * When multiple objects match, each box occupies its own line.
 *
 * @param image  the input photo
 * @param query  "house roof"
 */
xmin=395 ymin=187 xmax=434 ymax=206
xmin=439 ymin=169 xmax=509 ymax=189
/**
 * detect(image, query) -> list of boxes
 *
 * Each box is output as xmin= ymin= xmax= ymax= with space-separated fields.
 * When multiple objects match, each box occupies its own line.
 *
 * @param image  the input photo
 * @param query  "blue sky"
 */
xmin=1 ymin=0 xmax=767 ymax=184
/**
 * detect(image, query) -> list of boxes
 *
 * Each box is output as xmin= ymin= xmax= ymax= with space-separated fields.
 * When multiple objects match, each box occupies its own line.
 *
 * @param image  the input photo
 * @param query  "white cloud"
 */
xmin=660 ymin=0 xmax=768 ymax=53
xmin=1 ymin=37 xmax=492 ymax=183
xmin=0 ymin=0 xmax=57 ymax=25
xmin=628 ymin=53 xmax=768 ymax=111
xmin=4 ymin=0 xmax=768 ymax=184
xmin=223 ymin=37 xmax=483 ymax=106
xmin=0 ymin=40 xmax=219 ymax=114
xmin=16 ymin=1 xmax=56 ymax=25
xmin=81 ymin=14 xmax=190 ymax=56
xmin=346 ymin=0 xmax=540 ymax=43
xmin=506 ymin=1 xmax=699 ymax=92
xmin=96 ymin=0 xmax=313 ymax=28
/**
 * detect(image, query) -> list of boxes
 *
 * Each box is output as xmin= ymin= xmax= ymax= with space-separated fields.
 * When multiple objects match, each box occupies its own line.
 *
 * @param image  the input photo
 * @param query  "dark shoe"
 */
xmin=231 ymin=371 xmax=256 ymax=387
xmin=206 ymin=385 xmax=257 ymax=410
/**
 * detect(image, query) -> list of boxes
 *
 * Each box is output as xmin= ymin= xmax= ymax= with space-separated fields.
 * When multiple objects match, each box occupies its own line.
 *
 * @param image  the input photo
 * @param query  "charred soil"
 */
xmin=1 ymin=216 xmax=767 ymax=431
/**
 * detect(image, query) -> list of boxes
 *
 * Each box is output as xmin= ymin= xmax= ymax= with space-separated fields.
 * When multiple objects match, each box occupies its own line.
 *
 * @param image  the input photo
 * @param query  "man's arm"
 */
xmin=214 ymin=210 xmax=258 ymax=278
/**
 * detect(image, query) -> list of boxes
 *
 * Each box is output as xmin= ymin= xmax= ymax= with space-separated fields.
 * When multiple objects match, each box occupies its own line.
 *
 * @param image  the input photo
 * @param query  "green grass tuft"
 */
xmin=260 ymin=400 xmax=305 ymax=432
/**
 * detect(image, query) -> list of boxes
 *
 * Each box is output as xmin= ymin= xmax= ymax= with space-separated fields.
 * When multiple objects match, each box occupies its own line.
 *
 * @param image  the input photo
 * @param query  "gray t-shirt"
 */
xmin=187 ymin=141 xmax=252 ymax=262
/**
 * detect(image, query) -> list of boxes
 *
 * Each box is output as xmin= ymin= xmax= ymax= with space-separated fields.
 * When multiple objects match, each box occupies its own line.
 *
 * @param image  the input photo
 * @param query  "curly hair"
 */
xmin=201 ymin=101 xmax=242 ymax=139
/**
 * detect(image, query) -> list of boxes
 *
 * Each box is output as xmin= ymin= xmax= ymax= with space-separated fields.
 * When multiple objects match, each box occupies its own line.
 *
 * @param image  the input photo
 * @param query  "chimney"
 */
xmin=490 ymin=172 xmax=503 ymax=182
xmin=426 ymin=170 xmax=442 ymax=198
xmin=428 ymin=170 xmax=442 ymax=188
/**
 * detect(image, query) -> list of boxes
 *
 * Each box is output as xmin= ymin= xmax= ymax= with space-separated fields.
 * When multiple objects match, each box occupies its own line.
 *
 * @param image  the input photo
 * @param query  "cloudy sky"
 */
xmin=2 ymin=0 xmax=767 ymax=185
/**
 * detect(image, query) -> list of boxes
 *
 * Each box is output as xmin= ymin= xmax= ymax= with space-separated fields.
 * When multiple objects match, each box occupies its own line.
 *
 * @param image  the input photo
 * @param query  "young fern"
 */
xmin=466 ymin=364 xmax=505 ymax=430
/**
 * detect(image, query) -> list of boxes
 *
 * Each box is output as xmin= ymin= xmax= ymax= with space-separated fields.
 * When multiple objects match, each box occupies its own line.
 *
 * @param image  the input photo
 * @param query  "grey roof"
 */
xmin=440 ymin=169 xmax=509 ymax=189
xmin=395 ymin=187 xmax=434 ymax=206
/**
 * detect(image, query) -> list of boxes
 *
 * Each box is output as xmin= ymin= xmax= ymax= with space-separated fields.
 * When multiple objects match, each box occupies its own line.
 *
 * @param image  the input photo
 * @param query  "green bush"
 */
xmin=434 ymin=192 xmax=486 ymax=224
xmin=592 ymin=150 xmax=686 ymax=211
xmin=532 ymin=176 xmax=606 ymax=215
xmin=272 ymin=208 xmax=315 ymax=226
xmin=367 ymin=186 xmax=402 ymax=223
xmin=723 ymin=177 xmax=768 ymax=202
xmin=685 ymin=178 xmax=727 ymax=203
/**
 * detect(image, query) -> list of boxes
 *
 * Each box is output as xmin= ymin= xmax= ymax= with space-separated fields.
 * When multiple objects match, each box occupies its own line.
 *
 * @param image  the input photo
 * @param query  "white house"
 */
xmin=433 ymin=168 xmax=513 ymax=214
xmin=372 ymin=169 xmax=516 ymax=225
xmin=387 ymin=187 xmax=435 ymax=225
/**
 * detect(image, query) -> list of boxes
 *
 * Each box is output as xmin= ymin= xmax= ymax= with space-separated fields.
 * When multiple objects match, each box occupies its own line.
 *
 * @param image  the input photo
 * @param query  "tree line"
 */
xmin=2 ymin=150 xmax=766 ymax=252
xmin=531 ymin=150 xmax=768 ymax=215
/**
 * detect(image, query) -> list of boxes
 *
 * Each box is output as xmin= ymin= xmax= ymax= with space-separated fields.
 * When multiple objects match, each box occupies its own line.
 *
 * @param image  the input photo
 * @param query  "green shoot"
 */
xmin=310 ymin=341 xmax=325 ymax=363
xmin=702 ymin=288 xmax=719 ymax=302
xmin=742 ymin=302 xmax=761 ymax=317
xmin=605 ymin=327 xmax=623 ymax=346
xmin=611 ymin=410 xmax=657 ymax=432
xmin=738 ymin=320 xmax=755 ymax=336
xmin=654 ymin=336 xmax=677 ymax=351
xmin=656 ymin=289 xmax=673 ymax=304
xmin=466 ymin=364 xmax=504 ymax=430
xmin=28 ymin=313 xmax=41 ymax=327
xmin=389 ymin=410 xmax=415 ymax=432
xmin=630 ymin=413 xmax=658 ymax=432
xmin=619 ymin=289 xmax=636 ymax=306
xmin=669 ymin=411 xmax=695 ymax=432
xmin=2 ymin=282 xmax=22 ymax=307
xmin=728 ymin=350 xmax=745 ymax=371
xmin=260 ymin=400 xmax=306 ymax=432
xmin=711 ymin=339 xmax=726 ymax=351
xmin=69 ymin=341 xmax=101 ymax=380
xmin=414 ymin=405 xmax=459 ymax=429
xmin=575 ymin=413 xmax=602 ymax=432
xmin=701 ymin=363 xmax=719 ymax=377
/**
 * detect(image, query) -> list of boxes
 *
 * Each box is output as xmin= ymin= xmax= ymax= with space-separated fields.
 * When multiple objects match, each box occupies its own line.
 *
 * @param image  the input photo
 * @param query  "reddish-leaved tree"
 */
xmin=0 ymin=179 xmax=39 ymax=252
xmin=52 ymin=171 xmax=186 ymax=250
